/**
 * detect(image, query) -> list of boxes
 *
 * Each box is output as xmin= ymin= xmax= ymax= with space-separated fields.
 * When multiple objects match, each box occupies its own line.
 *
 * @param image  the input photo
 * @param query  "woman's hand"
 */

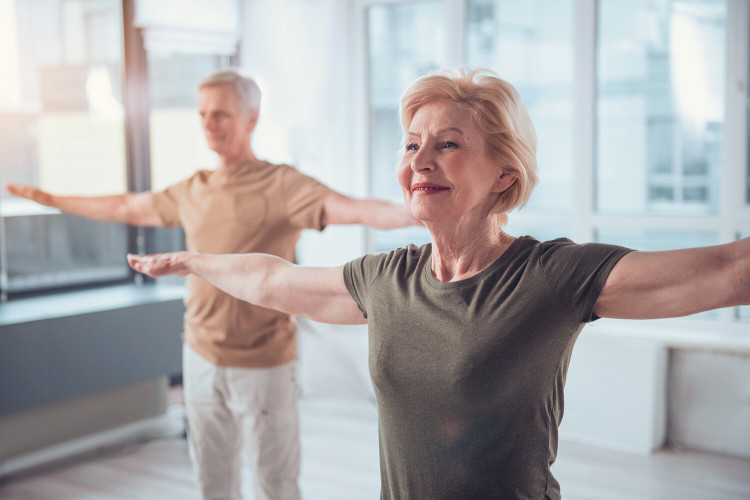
xmin=128 ymin=252 xmax=192 ymax=277
xmin=594 ymin=238 xmax=749 ymax=319
xmin=127 ymin=251 xmax=367 ymax=325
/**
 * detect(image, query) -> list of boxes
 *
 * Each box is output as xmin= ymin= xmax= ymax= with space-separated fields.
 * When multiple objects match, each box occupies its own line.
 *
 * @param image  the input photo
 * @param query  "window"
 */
xmin=740 ymin=231 xmax=750 ymax=322
xmin=0 ymin=0 xmax=241 ymax=299
xmin=148 ymin=53 xmax=230 ymax=192
xmin=366 ymin=1 xmax=443 ymax=251
xmin=359 ymin=0 xmax=748 ymax=330
xmin=0 ymin=0 xmax=129 ymax=297
xmin=147 ymin=52 xmax=233 ymax=256
xmin=596 ymin=0 xmax=726 ymax=216
xmin=465 ymin=0 xmax=575 ymax=213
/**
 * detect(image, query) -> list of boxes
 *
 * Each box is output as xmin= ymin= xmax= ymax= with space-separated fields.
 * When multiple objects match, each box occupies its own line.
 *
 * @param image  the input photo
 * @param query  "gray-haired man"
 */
xmin=8 ymin=68 xmax=417 ymax=500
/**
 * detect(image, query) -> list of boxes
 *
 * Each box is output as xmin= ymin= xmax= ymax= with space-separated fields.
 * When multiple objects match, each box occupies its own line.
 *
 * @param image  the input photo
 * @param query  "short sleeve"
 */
xmin=539 ymin=239 xmax=633 ymax=323
xmin=343 ymin=253 xmax=390 ymax=320
xmin=282 ymin=166 xmax=332 ymax=231
xmin=151 ymin=178 xmax=191 ymax=227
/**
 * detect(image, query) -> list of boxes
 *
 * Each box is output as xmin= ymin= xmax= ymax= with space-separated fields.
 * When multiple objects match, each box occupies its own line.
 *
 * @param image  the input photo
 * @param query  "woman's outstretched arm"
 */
xmin=127 ymin=252 xmax=367 ymax=325
xmin=594 ymin=237 xmax=749 ymax=319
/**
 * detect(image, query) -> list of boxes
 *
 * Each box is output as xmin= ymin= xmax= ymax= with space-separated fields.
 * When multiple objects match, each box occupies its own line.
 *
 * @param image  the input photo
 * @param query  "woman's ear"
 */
xmin=492 ymin=171 xmax=516 ymax=193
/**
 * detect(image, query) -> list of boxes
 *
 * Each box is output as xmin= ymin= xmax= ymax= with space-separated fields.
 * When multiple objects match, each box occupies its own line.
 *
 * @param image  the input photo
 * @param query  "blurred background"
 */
xmin=0 ymin=0 xmax=748 ymax=498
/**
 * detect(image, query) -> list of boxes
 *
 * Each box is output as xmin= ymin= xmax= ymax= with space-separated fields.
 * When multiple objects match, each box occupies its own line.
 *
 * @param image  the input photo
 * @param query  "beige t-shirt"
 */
xmin=151 ymin=160 xmax=331 ymax=368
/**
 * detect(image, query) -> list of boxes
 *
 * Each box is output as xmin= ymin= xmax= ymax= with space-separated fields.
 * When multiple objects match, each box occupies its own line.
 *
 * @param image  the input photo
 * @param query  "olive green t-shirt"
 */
xmin=343 ymin=236 xmax=632 ymax=499
xmin=151 ymin=160 xmax=331 ymax=368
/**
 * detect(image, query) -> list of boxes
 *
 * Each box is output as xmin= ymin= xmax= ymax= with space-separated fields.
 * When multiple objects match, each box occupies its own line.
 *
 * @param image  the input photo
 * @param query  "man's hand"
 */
xmin=321 ymin=191 xmax=422 ymax=229
xmin=6 ymin=183 xmax=55 ymax=207
xmin=6 ymin=183 xmax=164 ymax=226
xmin=128 ymin=252 xmax=192 ymax=278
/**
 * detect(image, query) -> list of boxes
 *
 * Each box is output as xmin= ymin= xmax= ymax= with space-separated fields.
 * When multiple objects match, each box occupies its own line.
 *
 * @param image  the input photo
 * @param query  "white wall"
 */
xmin=559 ymin=333 xmax=668 ymax=455
xmin=668 ymin=350 xmax=750 ymax=458
xmin=240 ymin=0 xmax=373 ymax=404
xmin=241 ymin=0 xmax=367 ymax=267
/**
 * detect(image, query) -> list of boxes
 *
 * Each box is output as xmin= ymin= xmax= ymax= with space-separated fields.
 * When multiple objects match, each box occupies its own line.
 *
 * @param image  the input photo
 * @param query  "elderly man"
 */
xmin=7 ymin=68 xmax=416 ymax=500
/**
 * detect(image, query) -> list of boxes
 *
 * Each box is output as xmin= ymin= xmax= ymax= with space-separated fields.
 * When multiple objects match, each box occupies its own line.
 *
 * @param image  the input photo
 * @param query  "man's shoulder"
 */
xmin=153 ymin=169 xmax=211 ymax=195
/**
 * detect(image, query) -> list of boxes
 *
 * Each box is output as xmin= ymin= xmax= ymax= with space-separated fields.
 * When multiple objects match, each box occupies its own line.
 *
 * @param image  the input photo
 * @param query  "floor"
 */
xmin=0 ymin=398 xmax=748 ymax=500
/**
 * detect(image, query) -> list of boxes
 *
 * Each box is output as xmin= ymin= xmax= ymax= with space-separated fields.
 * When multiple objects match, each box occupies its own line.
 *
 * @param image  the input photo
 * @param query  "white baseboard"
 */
xmin=0 ymin=404 xmax=185 ymax=479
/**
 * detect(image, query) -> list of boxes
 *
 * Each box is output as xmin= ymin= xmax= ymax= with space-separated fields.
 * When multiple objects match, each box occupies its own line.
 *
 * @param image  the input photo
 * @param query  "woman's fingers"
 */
xmin=128 ymin=253 xmax=166 ymax=277
xmin=127 ymin=252 xmax=188 ymax=277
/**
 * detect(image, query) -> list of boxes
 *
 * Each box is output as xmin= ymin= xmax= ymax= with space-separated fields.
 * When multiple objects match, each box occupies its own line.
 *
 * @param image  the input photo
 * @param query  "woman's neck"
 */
xmin=427 ymin=218 xmax=515 ymax=282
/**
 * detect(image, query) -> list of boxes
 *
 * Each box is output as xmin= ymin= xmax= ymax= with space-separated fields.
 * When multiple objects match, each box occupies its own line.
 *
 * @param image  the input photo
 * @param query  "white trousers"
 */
xmin=183 ymin=344 xmax=301 ymax=500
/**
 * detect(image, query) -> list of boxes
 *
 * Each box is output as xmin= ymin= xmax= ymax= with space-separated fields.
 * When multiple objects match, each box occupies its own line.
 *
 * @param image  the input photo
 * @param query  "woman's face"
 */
xmin=397 ymin=99 xmax=513 ymax=225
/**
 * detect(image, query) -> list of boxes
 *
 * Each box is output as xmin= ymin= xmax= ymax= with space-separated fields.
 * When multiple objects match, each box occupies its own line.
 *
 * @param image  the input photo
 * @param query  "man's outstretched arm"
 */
xmin=321 ymin=191 xmax=420 ymax=229
xmin=128 ymin=252 xmax=367 ymax=325
xmin=6 ymin=183 xmax=164 ymax=227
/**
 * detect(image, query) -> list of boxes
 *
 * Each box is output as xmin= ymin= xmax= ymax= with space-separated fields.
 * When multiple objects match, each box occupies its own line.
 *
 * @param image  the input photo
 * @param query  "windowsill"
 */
xmin=0 ymin=283 xmax=185 ymax=326
xmin=0 ymin=199 xmax=60 ymax=217
xmin=583 ymin=317 xmax=750 ymax=354
xmin=0 ymin=284 xmax=746 ymax=354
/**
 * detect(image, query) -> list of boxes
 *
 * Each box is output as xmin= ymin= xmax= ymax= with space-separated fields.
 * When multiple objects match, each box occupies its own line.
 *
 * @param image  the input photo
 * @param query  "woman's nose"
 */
xmin=411 ymin=148 xmax=435 ymax=172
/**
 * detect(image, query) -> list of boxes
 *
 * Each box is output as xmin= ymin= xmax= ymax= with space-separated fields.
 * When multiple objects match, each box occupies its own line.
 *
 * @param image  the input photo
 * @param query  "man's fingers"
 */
xmin=6 ymin=183 xmax=50 ymax=205
xmin=6 ymin=183 xmax=27 ymax=197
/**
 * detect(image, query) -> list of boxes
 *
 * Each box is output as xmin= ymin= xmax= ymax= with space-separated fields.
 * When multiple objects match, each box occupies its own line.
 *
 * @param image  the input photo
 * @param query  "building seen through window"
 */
xmin=465 ymin=0 xmax=575 ymax=214
xmin=147 ymin=52 xmax=232 ymax=256
xmin=0 ymin=0 xmax=129 ymax=296
xmin=366 ymin=0 xmax=443 ymax=252
xmin=596 ymin=0 xmax=726 ymax=217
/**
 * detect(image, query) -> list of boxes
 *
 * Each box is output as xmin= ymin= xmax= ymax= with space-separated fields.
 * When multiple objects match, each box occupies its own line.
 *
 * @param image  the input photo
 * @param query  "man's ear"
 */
xmin=247 ymin=109 xmax=259 ymax=133
xmin=492 ymin=171 xmax=516 ymax=193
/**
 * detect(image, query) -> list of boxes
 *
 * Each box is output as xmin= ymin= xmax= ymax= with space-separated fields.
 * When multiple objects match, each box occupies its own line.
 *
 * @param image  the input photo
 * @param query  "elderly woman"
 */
xmin=129 ymin=69 xmax=749 ymax=499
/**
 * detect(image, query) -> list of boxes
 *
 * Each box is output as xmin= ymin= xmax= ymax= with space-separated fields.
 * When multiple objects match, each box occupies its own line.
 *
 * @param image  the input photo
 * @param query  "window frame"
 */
xmin=0 ymin=0 xmax=240 ymax=300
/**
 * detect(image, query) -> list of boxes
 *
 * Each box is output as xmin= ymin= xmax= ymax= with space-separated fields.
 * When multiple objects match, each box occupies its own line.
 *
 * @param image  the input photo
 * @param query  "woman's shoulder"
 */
xmin=529 ymin=236 xmax=632 ymax=271
xmin=363 ymin=242 xmax=431 ymax=265
xmin=348 ymin=243 xmax=431 ymax=277
xmin=509 ymin=236 xmax=626 ymax=267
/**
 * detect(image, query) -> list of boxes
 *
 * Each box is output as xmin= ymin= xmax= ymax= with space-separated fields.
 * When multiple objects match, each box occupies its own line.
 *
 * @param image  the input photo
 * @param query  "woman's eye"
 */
xmin=405 ymin=143 xmax=419 ymax=152
xmin=442 ymin=141 xmax=458 ymax=149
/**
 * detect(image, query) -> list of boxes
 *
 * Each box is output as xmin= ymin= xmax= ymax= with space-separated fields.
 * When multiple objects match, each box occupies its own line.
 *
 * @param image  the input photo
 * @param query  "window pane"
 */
xmin=740 ymin=232 xmax=750 ymax=321
xmin=596 ymin=0 xmax=726 ymax=215
xmin=3 ymin=213 xmax=127 ymax=293
xmin=367 ymin=1 xmax=443 ymax=249
xmin=147 ymin=52 xmax=230 ymax=256
xmin=148 ymin=53 xmax=229 ymax=192
xmin=465 ymin=0 xmax=575 ymax=212
xmin=0 ymin=0 xmax=128 ymax=295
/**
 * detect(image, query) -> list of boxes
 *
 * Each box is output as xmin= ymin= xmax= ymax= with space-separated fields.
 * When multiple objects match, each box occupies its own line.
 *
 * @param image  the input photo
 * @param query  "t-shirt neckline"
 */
xmin=423 ymin=235 xmax=531 ymax=290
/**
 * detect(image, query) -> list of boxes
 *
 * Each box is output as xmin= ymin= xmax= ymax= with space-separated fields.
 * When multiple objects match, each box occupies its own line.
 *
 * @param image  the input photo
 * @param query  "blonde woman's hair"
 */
xmin=400 ymin=68 xmax=538 ymax=225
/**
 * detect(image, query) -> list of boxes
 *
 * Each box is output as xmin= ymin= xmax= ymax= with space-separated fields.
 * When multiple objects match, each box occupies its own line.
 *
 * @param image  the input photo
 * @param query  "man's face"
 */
xmin=198 ymin=84 xmax=257 ymax=157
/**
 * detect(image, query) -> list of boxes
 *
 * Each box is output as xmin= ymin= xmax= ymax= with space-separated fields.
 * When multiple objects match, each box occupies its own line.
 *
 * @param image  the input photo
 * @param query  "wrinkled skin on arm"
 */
xmin=6 ymin=183 xmax=163 ymax=227
xmin=594 ymin=238 xmax=750 ymax=319
xmin=128 ymin=252 xmax=367 ymax=325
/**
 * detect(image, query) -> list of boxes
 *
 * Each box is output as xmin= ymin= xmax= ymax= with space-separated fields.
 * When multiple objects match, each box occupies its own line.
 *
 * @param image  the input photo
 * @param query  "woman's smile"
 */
xmin=412 ymin=182 xmax=449 ymax=195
